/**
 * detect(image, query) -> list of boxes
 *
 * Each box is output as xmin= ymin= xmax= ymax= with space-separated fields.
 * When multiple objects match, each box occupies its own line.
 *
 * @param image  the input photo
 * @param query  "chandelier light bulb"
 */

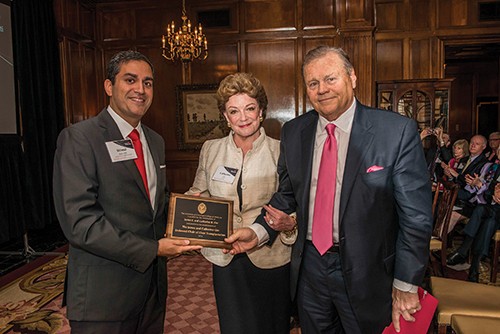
xmin=161 ymin=0 xmax=208 ymax=63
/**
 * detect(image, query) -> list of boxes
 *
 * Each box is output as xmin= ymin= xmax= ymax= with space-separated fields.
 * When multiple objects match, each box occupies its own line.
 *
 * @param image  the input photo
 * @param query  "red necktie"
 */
xmin=129 ymin=129 xmax=150 ymax=199
xmin=312 ymin=123 xmax=337 ymax=255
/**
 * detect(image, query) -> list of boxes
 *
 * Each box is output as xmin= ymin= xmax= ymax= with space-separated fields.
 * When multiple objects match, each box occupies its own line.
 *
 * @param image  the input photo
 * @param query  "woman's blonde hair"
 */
xmin=453 ymin=139 xmax=469 ymax=157
xmin=216 ymin=73 xmax=268 ymax=119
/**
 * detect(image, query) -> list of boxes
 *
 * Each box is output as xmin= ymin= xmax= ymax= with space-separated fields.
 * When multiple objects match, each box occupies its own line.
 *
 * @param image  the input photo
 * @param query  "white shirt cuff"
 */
xmin=393 ymin=279 xmax=418 ymax=293
xmin=249 ymin=224 xmax=269 ymax=247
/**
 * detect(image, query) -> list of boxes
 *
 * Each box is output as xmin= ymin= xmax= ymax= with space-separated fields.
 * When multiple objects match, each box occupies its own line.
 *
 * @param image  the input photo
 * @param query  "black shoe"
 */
xmin=467 ymin=271 xmax=479 ymax=283
xmin=446 ymin=252 xmax=466 ymax=266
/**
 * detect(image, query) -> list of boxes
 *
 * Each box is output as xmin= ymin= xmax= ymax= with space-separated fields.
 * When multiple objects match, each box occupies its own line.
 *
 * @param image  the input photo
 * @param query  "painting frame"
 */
xmin=175 ymin=84 xmax=229 ymax=150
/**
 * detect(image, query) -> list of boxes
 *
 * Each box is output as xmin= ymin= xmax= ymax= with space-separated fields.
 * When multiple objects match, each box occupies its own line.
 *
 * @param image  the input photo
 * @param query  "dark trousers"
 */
xmin=297 ymin=241 xmax=361 ymax=334
xmin=70 ymin=268 xmax=165 ymax=334
xmin=472 ymin=207 xmax=500 ymax=258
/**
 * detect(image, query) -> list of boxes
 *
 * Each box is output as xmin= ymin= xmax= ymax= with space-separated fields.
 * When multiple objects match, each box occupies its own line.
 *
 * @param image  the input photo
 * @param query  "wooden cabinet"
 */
xmin=377 ymin=79 xmax=453 ymax=132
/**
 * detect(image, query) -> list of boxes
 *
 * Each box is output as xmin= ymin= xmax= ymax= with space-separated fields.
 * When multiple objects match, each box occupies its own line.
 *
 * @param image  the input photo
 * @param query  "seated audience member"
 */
xmin=444 ymin=154 xmax=497 ymax=235
xmin=486 ymin=131 xmax=500 ymax=162
xmin=446 ymin=135 xmax=488 ymax=216
xmin=421 ymin=127 xmax=452 ymax=179
xmin=447 ymin=160 xmax=500 ymax=282
xmin=441 ymin=139 xmax=469 ymax=179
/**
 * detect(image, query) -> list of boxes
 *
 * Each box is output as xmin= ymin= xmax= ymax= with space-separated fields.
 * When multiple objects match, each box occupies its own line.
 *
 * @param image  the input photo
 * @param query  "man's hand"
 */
xmin=391 ymin=287 xmax=421 ymax=332
xmin=157 ymin=238 xmax=202 ymax=257
xmin=223 ymin=227 xmax=259 ymax=255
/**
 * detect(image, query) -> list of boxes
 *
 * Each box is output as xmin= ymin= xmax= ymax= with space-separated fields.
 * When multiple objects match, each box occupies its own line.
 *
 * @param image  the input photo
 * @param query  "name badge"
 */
xmin=105 ymin=139 xmax=137 ymax=162
xmin=212 ymin=165 xmax=238 ymax=184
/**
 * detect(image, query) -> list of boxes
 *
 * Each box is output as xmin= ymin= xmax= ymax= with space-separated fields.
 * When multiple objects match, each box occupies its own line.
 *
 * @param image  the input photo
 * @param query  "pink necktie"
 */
xmin=129 ymin=129 xmax=150 ymax=199
xmin=312 ymin=123 xmax=337 ymax=255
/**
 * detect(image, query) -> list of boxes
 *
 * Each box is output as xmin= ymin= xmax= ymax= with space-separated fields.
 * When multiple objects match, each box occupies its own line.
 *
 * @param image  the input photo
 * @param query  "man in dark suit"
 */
xmin=225 ymin=46 xmax=433 ymax=333
xmin=454 ymin=134 xmax=488 ymax=189
xmin=53 ymin=50 xmax=201 ymax=334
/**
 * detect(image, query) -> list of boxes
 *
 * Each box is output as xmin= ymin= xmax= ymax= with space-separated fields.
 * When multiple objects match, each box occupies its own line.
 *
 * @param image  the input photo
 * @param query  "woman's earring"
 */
xmin=227 ymin=122 xmax=231 ymax=128
xmin=259 ymin=116 xmax=263 ymax=123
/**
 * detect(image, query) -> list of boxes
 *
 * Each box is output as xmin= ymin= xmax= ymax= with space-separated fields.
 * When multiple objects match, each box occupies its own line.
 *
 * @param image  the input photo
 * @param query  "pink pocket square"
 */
xmin=366 ymin=165 xmax=384 ymax=173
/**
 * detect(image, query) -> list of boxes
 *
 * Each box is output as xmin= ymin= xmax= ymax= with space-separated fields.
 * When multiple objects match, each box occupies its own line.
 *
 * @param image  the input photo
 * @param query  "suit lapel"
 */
xmin=97 ymin=110 xmax=152 ymax=209
xmin=143 ymin=126 xmax=160 ymax=213
xmin=339 ymin=105 xmax=374 ymax=223
xmin=300 ymin=112 xmax=319 ymax=222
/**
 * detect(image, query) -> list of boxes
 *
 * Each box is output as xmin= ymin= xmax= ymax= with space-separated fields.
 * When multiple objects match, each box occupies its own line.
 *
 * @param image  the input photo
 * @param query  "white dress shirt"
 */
xmin=307 ymin=100 xmax=355 ymax=242
xmin=107 ymin=107 xmax=157 ymax=208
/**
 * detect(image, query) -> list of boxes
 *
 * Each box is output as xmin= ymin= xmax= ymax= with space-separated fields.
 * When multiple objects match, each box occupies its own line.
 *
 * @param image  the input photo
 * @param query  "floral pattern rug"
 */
xmin=0 ymin=256 xmax=67 ymax=334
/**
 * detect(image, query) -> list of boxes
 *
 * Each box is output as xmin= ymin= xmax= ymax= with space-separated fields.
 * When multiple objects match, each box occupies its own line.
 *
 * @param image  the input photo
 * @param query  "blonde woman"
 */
xmin=185 ymin=73 xmax=296 ymax=334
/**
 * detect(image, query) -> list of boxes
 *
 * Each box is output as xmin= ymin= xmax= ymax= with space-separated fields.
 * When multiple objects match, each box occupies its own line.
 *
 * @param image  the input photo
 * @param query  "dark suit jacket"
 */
xmin=456 ymin=153 xmax=488 ymax=187
xmin=255 ymin=101 xmax=433 ymax=334
xmin=53 ymin=109 xmax=169 ymax=321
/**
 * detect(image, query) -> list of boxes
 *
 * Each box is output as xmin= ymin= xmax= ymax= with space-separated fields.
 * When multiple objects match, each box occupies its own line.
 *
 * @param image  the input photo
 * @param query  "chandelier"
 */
xmin=162 ymin=0 xmax=208 ymax=63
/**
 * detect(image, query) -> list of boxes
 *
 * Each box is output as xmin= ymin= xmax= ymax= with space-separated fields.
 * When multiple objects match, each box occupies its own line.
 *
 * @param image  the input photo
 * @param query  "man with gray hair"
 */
xmin=224 ymin=46 xmax=433 ymax=334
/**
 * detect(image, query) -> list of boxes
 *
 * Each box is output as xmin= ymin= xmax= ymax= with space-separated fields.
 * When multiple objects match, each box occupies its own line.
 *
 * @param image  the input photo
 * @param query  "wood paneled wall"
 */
xmin=54 ymin=0 xmax=500 ymax=192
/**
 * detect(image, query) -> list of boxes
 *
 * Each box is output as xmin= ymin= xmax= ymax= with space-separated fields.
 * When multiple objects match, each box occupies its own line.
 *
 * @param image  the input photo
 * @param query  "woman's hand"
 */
xmin=263 ymin=204 xmax=297 ymax=232
xmin=420 ymin=127 xmax=433 ymax=140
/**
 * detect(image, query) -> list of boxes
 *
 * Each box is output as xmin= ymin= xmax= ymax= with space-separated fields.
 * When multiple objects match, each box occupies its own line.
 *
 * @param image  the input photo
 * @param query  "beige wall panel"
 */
xmin=191 ymin=43 xmax=239 ymax=84
xmin=375 ymin=2 xmax=404 ymax=31
xmin=303 ymin=0 xmax=336 ymax=29
xmin=101 ymin=9 xmax=135 ymax=41
xmin=410 ymin=39 xmax=432 ymax=79
xmin=246 ymin=40 xmax=297 ymax=124
xmin=437 ymin=0 xmax=468 ymax=27
xmin=376 ymin=40 xmax=403 ymax=81
xmin=244 ymin=0 xmax=296 ymax=32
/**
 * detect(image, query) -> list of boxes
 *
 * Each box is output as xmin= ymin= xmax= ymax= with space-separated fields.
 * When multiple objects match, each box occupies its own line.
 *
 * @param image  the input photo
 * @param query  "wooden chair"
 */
xmin=429 ymin=179 xmax=459 ymax=276
xmin=490 ymin=230 xmax=500 ymax=283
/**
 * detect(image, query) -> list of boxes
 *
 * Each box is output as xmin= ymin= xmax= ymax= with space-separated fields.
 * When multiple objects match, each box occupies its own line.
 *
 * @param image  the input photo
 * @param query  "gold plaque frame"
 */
xmin=167 ymin=193 xmax=233 ymax=249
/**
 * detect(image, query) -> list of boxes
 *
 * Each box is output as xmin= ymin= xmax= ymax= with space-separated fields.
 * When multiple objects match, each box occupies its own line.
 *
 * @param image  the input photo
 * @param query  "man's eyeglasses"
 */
xmin=489 ymin=138 xmax=500 ymax=142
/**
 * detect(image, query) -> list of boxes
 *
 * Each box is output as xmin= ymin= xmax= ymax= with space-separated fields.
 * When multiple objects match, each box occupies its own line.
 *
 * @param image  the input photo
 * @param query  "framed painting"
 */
xmin=176 ymin=84 xmax=230 ymax=150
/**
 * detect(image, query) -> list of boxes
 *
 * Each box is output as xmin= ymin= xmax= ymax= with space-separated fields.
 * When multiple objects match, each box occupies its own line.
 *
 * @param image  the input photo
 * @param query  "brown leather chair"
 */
xmin=430 ymin=276 xmax=500 ymax=334
xmin=451 ymin=314 xmax=500 ymax=334
xmin=430 ymin=179 xmax=459 ymax=276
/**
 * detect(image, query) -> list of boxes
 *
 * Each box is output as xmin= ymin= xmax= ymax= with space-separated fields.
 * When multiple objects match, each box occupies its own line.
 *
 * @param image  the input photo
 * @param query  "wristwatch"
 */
xmin=280 ymin=213 xmax=298 ymax=246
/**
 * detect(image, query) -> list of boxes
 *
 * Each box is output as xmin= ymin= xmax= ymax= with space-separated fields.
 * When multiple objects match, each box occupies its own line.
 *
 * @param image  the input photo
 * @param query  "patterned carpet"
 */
xmin=1 ymin=248 xmax=497 ymax=333
xmin=165 ymin=252 xmax=220 ymax=333
xmin=0 ymin=252 xmax=219 ymax=334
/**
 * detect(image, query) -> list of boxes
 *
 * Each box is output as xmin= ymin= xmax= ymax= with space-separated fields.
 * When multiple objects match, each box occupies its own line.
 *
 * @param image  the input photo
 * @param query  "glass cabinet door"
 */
xmin=377 ymin=79 xmax=452 ymax=133
xmin=396 ymin=90 xmax=431 ymax=131
xmin=434 ymin=89 xmax=449 ymax=131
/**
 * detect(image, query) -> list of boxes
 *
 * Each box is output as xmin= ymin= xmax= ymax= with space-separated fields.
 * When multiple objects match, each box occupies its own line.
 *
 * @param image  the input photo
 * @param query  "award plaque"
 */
xmin=167 ymin=193 xmax=233 ymax=249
